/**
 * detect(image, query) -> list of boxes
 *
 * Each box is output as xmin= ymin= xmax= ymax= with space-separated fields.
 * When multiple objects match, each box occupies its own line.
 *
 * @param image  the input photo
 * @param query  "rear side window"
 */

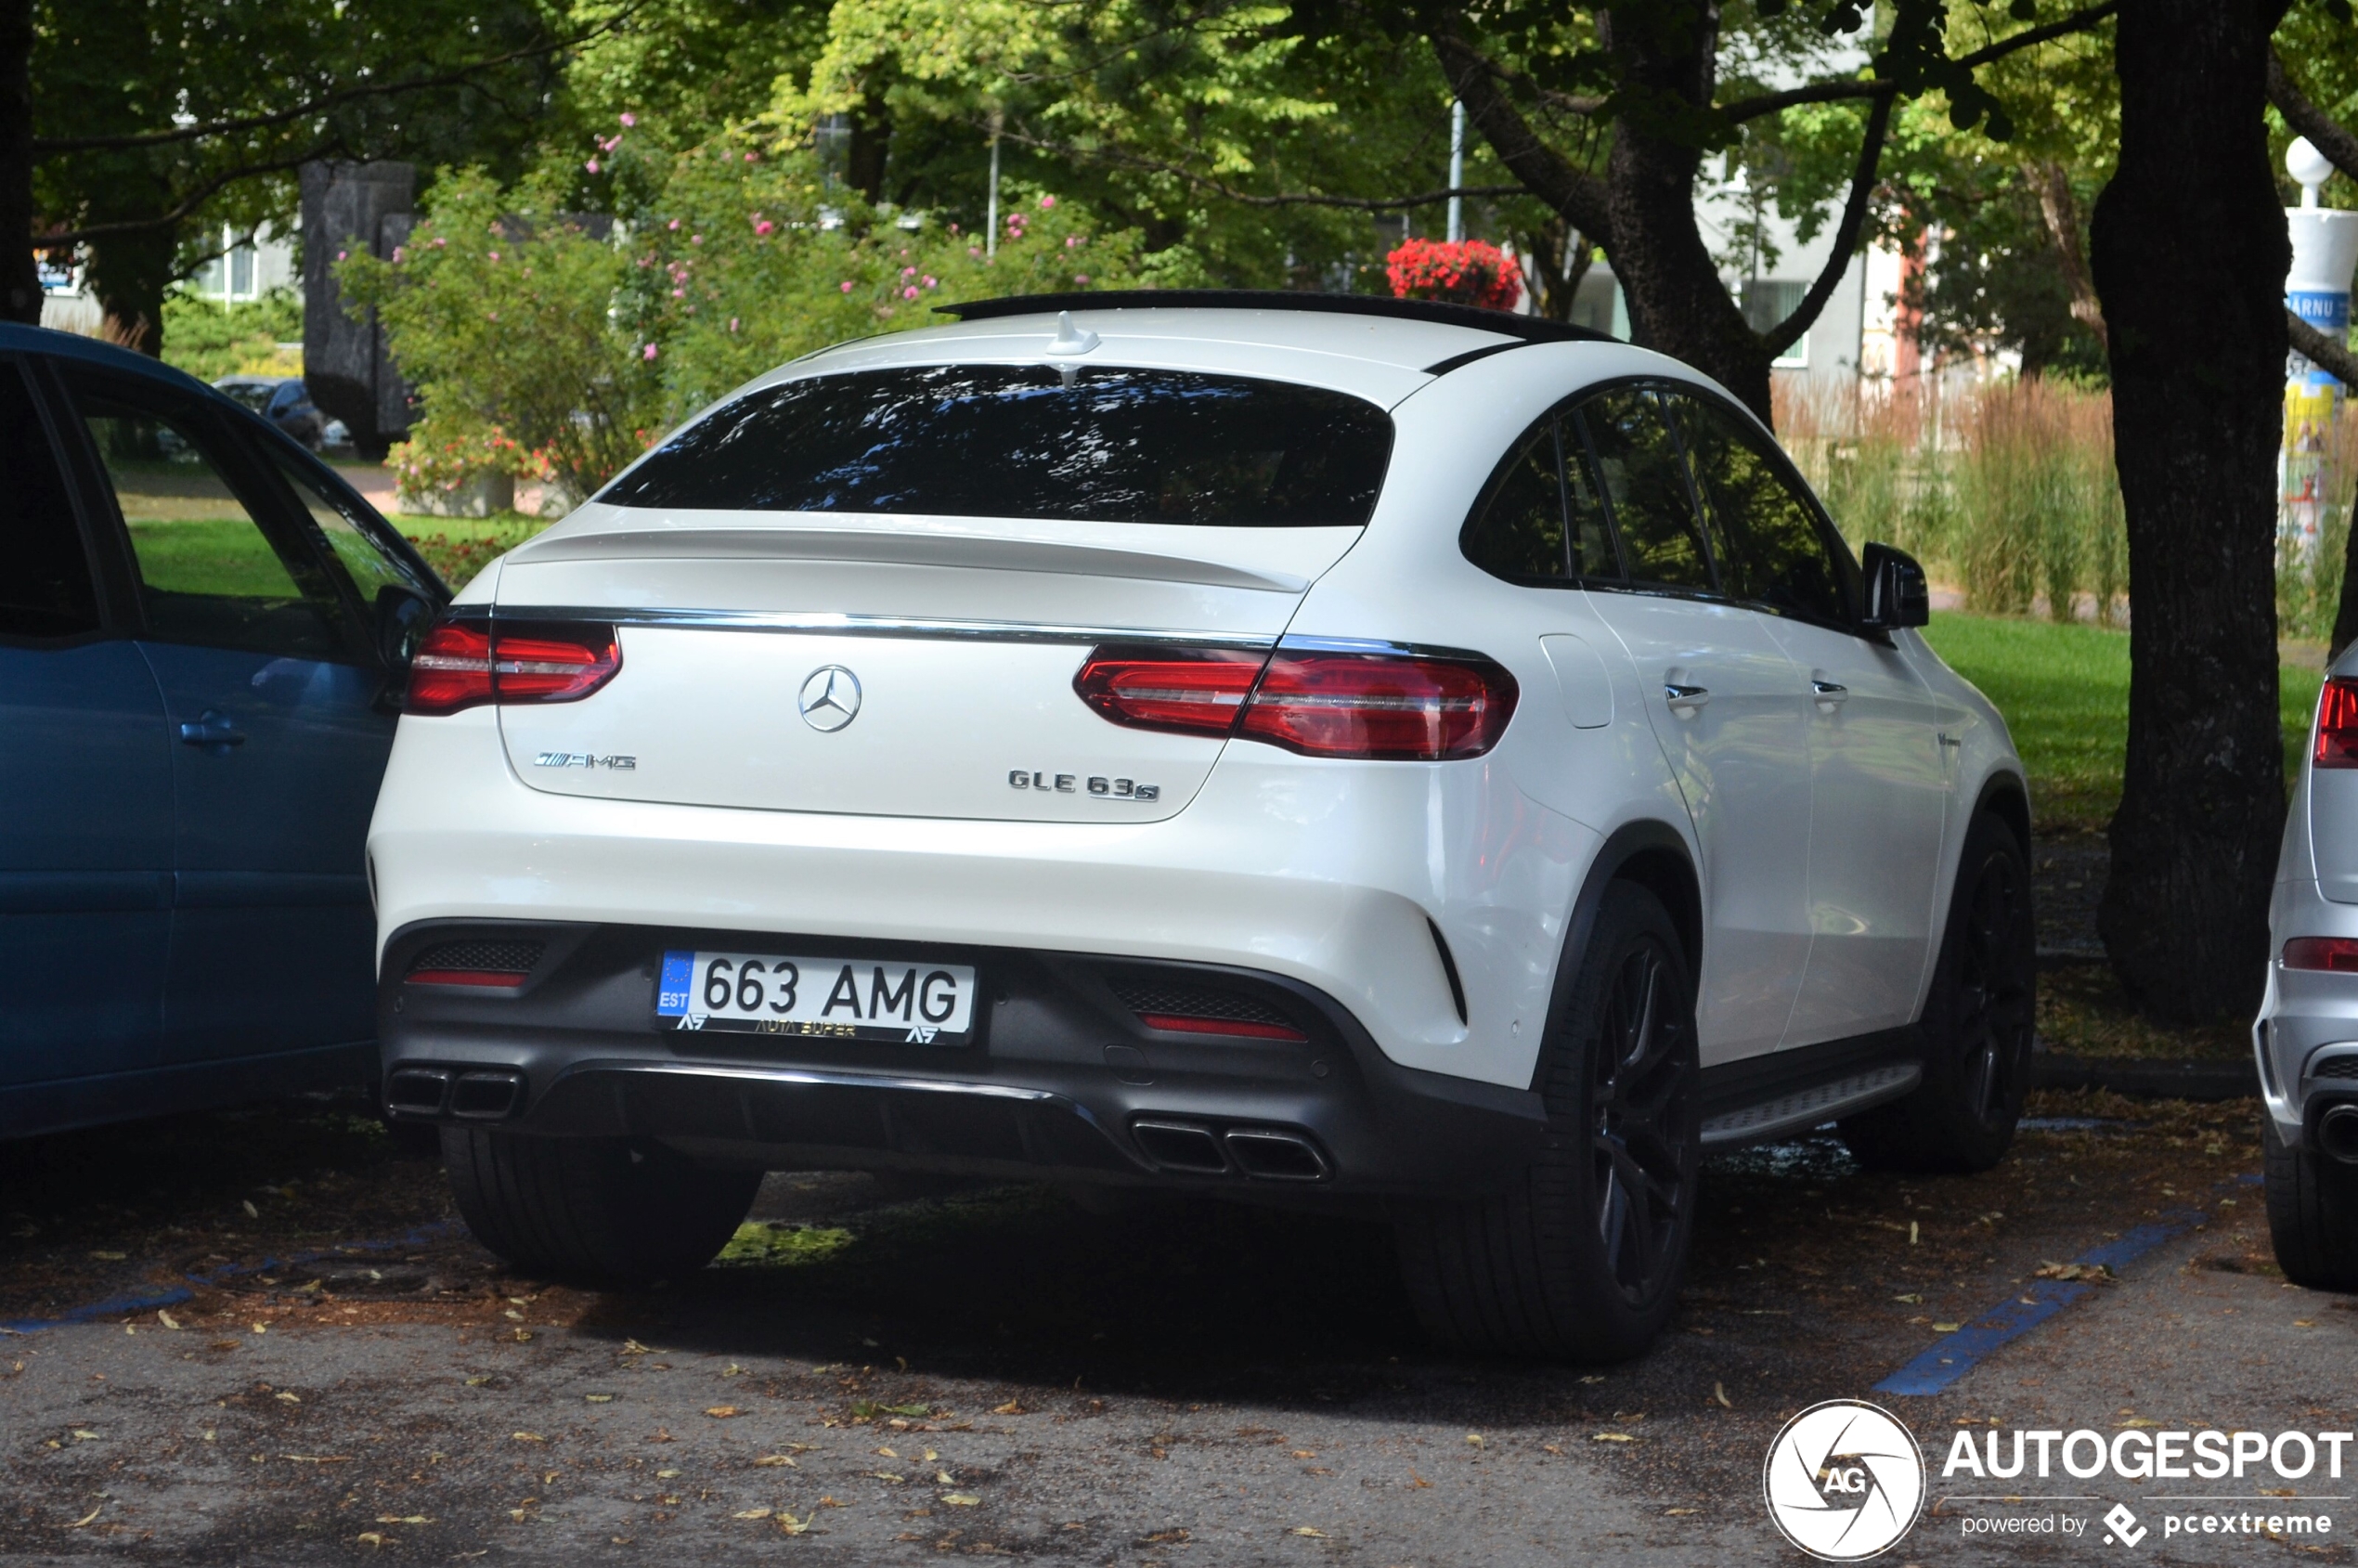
xmin=1574 ymin=388 xmax=1714 ymax=592
xmin=1462 ymin=414 xmax=1620 ymax=583
xmin=600 ymin=365 xmax=1394 ymax=525
xmin=0 ymin=360 xmax=100 ymax=639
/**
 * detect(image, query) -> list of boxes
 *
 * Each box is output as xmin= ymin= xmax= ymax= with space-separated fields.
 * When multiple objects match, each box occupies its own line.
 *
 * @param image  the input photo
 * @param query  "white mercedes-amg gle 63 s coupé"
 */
xmin=370 ymin=292 xmax=2033 ymax=1361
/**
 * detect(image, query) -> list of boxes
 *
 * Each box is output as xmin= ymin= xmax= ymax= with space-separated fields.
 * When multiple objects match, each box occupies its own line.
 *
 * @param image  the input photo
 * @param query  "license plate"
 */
xmin=655 ymin=950 xmax=977 ymax=1043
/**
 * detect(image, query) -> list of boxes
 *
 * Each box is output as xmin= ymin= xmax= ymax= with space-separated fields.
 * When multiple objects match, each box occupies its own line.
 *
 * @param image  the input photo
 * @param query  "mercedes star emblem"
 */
xmin=797 ymin=665 xmax=862 ymax=732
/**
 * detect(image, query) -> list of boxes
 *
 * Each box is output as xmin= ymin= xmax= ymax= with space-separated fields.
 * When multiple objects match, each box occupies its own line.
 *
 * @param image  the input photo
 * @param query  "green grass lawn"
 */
xmin=1921 ymin=612 xmax=2323 ymax=837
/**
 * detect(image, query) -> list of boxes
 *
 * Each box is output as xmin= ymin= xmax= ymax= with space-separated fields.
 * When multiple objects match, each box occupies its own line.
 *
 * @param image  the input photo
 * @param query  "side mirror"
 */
xmin=374 ymin=585 xmax=435 ymax=672
xmin=1859 ymin=542 xmax=1930 ymax=630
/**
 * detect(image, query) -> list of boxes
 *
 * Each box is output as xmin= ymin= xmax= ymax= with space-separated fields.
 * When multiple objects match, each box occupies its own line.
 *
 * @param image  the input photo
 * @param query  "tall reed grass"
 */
xmin=1774 ymin=378 xmax=2357 ymax=641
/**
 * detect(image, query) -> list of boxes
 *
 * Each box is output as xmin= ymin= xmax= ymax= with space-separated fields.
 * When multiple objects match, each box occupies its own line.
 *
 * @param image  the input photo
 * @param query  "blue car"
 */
xmin=0 ymin=324 xmax=446 ymax=1137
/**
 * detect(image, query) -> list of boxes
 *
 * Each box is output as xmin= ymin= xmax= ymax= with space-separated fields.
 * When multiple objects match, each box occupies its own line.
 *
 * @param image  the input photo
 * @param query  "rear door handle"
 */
xmin=1810 ymin=675 xmax=1849 ymax=708
xmin=1664 ymin=681 xmax=1710 ymax=712
xmin=177 ymin=709 xmax=246 ymax=750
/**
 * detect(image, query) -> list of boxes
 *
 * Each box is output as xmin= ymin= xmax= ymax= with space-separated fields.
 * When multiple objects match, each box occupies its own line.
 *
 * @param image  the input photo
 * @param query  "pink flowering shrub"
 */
xmin=1385 ymin=238 xmax=1523 ymax=312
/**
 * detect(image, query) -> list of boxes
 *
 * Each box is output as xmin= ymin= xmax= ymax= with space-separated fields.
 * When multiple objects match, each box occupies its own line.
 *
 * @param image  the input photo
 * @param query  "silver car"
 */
xmin=2260 ymin=667 xmax=2358 ymax=1289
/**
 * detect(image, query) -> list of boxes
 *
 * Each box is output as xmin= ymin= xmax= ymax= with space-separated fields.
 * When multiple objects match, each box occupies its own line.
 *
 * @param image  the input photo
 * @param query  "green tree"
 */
xmin=13 ymin=0 xmax=576 ymax=345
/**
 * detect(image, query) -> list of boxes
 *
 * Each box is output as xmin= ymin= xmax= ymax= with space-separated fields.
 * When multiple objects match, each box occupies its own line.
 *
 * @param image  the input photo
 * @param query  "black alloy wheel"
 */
xmin=1590 ymin=940 xmax=1696 ymax=1303
xmin=1842 ymin=812 xmax=2036 ymax=1173
xmin=1396 ymin=881 xmax=1701 ymax=1361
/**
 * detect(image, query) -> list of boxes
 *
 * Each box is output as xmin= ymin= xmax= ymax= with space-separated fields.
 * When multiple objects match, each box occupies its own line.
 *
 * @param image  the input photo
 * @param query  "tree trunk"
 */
xmin=85 ymin=227 xmax=176 ymax=356
xmin=2025 ymin=159 xmax=2105 ymax=350
xmin=0 ymin=0 xmax=37 ymax=324
xmin=1599 ymin=5 xmax=1773 ymax=423
xmin=2088 ymin=0 xmax=2291 ymax=1023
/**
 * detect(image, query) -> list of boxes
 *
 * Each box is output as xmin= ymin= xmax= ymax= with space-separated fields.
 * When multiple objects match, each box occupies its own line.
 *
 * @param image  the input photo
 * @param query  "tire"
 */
xmin=442 ymin=1128 xmax=759 ymax=1287
xmin=1841 ymin=811 xmax=2035 ymax=1174
xmin=1395 ymin=881 xmax=1702 ymax=1361
xmin=2264 ymin=1112 xmax=2358 ymax=1291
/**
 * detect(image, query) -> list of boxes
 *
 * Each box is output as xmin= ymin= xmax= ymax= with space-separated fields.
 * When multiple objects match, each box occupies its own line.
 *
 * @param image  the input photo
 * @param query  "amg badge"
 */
xmin=535 ymin=752 xmax=637 ymax=770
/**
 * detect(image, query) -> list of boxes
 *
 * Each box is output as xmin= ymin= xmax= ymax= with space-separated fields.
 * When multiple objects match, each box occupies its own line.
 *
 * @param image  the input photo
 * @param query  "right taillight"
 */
xmin=2285 ymin=937 xmax=2358 ymax=972
xmin=1074 ymin=641 xmax=1518 ymax=760
xmin=405 ymin=616 xmax=622 ymax=716
xmin=2318 ymin=678 xmax=2358 ymax=769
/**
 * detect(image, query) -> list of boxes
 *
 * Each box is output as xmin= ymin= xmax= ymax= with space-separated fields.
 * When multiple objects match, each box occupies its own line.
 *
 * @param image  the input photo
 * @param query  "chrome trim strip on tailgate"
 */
xmin=492 ymin=607 xmax=1279 ymax=650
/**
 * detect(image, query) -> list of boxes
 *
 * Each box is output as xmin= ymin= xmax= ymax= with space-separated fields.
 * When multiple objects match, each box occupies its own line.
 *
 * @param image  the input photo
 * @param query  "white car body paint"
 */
xmin=370 ymin=305 xmax=2024 ymax=1093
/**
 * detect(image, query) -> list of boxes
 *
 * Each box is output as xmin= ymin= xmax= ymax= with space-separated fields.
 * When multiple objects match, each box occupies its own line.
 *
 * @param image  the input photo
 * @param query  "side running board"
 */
xmin=1699 ymin=1062 xmax=1922 ymax=1150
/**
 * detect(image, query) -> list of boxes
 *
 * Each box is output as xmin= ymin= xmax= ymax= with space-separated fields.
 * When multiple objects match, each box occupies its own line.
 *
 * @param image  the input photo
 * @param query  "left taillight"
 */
xmin=1074 ymin=641 xmax=1518 ymax=761
xmin=404 ymin=616 xmax=622 ymax=716
xmin=2318 ymin=677 xmax=2358 ymax=770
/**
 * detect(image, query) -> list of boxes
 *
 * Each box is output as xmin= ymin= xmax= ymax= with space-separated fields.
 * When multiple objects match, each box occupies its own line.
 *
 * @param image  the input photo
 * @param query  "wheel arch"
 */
xmin=1535 ymin=818 xmax=1701 ymax=1094
xmin=1975 ymin=767 xmax=2032 ymax=856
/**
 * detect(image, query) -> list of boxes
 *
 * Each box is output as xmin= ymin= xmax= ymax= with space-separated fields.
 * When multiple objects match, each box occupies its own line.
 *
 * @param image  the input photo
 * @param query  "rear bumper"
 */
xmin=377 ymin=918 xmax=1548 ymax=1199
xmin=2259 ymin=874 xmax=2358 ymax=1149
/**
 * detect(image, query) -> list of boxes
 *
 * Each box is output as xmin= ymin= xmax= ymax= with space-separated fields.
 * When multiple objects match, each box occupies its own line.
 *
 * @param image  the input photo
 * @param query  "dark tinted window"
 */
xmin=1463 ymin=423 xmax=1567 ymax=579
xmin=65 ymin=372 xmax=350 ymax=659
xmin=1576 ymin=388 xmax=1714 ymax=591
xmin=0 ymin=361 xmax=99 ymax=639
xmin=1669 ymin=393 xmax=1851 ymax=624
xmin=602 ymin=365 xmax=1394 ymax=525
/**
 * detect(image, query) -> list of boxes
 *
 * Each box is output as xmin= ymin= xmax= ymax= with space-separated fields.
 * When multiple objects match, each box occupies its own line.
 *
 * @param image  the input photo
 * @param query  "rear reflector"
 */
xmin=2284 ymin=937 xmax=2358 ymax=972
xmin=404 ymin=968 xmax=532 ymax=987
xmin=405 ymin=616 xmax=622 ymax=716
xmin=2319 ymin=678 xmax=2358 ymax=769
xmin=1075 ymin=641 xmax=1517 ymax=760
xmin=1136 ymin=1011 xmax=1309 ymax=1043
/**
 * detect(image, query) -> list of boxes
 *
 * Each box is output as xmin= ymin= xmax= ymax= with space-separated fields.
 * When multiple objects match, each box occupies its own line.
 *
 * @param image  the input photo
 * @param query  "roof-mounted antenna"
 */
xmin=1045 ymin=310 xmax=1101 ymax=357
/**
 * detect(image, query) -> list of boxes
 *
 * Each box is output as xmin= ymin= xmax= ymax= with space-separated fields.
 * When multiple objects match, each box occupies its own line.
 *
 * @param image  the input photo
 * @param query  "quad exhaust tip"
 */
xmin=1129 ymin=1118 xmax=1329 ymax=1181
xmin=384 ymin=1066 xmax=525 ymax=1121
xmin=2319 ymin=1103 xmax=2358 ymax=1164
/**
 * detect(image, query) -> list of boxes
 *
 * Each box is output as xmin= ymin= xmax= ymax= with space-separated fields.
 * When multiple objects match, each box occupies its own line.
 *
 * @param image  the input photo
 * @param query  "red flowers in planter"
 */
xmin=1386 ymin=239 xmax=1524 ymax=312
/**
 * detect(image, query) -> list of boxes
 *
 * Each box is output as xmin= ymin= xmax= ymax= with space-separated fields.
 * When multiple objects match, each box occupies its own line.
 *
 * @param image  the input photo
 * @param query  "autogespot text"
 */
xmin=1942 ymin=1427 xmax=2354 ymax=1483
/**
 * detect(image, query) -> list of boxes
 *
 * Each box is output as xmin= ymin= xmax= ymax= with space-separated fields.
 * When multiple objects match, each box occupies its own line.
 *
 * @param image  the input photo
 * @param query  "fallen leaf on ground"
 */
xmin=275 ymin=1392 xmax=301 ymax=1404
xmin=1464 ymin=1433 xmax=1484 ymax=1448
xmin=67 ymin=1507 xmax=102 ymax=1528
xmin=157 ymin=1311 xmax=180 ymax=1330
xmin=1665 ymin=1508 xmax=1699 ymax=1516
xmin=356 ymin=1531 xmax=384 ymax=1548
xmin=1592 ymin=1432 xmax=1637 ymax=1444
xmin=376 ymin=1515 xmax=431 ymax=1524
xmin=2034 ymin=1262 xmax=2115 ymax=1284
xmin=706 ymin=1406 xmax=742 ymax=1419
xmin=754 ymin=1454 xmax=797 ymax=1467
xmin=777 ymin=1510 xmax=813 ymax=1536
xmin=585 ymin=1393 xmax=614 ymax=1404
xmin=732 ymin=1508 xmax=771 ymax=1520
xmin=991 ymin=1402 xmax=1023 ymax=1415
xmin=88 ymin=1251 xmax=125 ymax=1261
xmin=941 ymin=1493 xmax=980 ymax=1507
xmin=282 ymin=1455 xmax=352 ymax=1463
xmin=512 ymin=1432 xmax=546 ymax=1444
xmin=71 ymin=1429 xmax=99 ymax=1441
xmin=242 ymin=1201 xmax=259 ymax=1219
xmin=1932 ymin=1323 xmax=1963 ymax=1334
xmin=1289 ymin=1525 xmax=1327 ymax=1537
xmin=1713 ymin=1382 xmax=1732 ymax=1409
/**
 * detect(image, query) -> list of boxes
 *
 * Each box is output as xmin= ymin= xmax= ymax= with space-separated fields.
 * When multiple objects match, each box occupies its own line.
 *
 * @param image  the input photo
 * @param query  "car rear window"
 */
xmin=598 ymin=364 xmax=1394 ymax=526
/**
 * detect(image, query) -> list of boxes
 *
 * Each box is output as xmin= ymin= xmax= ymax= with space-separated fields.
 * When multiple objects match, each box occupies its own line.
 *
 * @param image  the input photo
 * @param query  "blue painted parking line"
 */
xmin=1872 ymin=1173 xmax=2261 ymax=1397
xmin=1 ymin=1221 xmax=458 ymax=1336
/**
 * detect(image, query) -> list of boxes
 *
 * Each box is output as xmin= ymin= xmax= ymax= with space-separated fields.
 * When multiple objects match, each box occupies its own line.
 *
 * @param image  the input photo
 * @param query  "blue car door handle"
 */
xmin=177 ymin=710 xmax=246 ymax=751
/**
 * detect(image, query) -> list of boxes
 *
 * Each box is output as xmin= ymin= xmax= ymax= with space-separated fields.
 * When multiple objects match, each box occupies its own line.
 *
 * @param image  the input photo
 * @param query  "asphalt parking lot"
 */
xmin=2 ymin=1082 xmax=2345 ymax=1566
